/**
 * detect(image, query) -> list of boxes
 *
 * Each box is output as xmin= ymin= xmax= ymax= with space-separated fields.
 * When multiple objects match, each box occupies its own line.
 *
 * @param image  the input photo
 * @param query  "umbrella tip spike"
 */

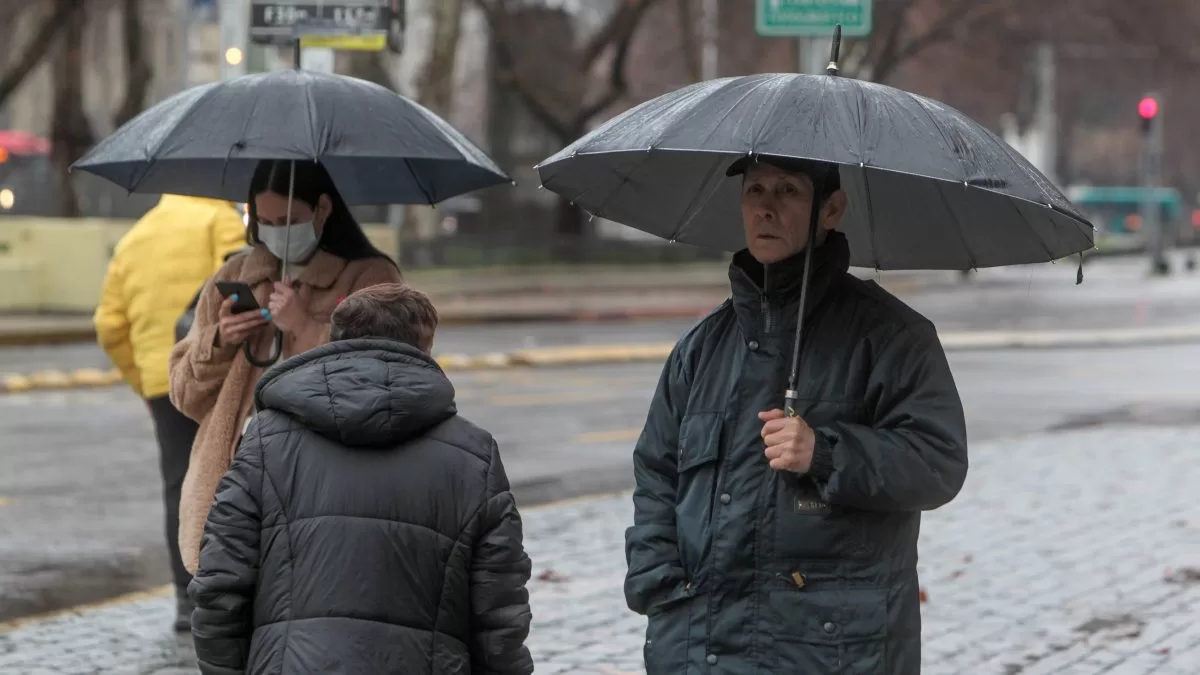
xmin=827 ymin=24 xmax=843 ymax=76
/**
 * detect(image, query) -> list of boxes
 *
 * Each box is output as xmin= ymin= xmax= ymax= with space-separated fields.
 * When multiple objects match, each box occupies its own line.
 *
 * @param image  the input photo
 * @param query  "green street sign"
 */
xmin=756 ymin=0 xmax=873 ymax=37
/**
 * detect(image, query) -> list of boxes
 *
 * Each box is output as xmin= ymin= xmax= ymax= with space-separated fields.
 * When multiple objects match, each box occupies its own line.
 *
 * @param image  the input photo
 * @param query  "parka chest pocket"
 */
xmin=771 ymin=400 xmax=868 ymax=561
xmin=674 ymin=412 xmax=723 ymax=577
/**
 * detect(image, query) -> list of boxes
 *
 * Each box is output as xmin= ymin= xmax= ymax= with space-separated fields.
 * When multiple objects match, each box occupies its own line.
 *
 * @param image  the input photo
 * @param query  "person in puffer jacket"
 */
xmin=188 ymin=283 xmax=534 ymax=675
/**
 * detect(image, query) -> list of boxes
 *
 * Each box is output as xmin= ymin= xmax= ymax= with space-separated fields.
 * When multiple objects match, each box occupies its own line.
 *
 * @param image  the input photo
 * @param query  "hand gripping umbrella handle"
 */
xmin=242 ymin=329 xmax=283 ymax=368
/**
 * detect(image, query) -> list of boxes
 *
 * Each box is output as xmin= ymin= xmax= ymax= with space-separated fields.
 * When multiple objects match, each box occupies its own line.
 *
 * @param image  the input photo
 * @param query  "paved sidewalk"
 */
xmin=2 ymin=425 xmax=1198 ymax=674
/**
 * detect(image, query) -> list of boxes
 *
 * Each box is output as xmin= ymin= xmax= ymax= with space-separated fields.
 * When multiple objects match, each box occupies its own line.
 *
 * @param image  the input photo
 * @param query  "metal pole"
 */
xmin=799 ymin=37 xmax=831 ymax=74
xmin=177 ymin=0 xmax=191 ymax=91
xmin=1143 ymin=92 xmax=1168 ymax=276
xmin=701 ymin=0 xmax=718 ymax=80
xmin=1034 ymin=43 xmax=1058 ymax=186
xmin=218 ymin=0 xmax=248 ymax=80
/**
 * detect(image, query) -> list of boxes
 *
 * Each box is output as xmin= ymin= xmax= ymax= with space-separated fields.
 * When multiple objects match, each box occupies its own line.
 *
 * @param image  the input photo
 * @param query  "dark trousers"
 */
xmin=147 ymin=395 xmax=198 ymax=592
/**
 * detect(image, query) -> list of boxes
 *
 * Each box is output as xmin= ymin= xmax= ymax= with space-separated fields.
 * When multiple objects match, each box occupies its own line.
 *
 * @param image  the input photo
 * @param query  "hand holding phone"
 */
xmin=215 ymin=281 xmax=269 ymax=346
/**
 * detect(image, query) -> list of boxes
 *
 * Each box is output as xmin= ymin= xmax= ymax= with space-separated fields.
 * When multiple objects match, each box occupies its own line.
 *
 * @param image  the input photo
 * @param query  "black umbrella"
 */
xmin=536 ymin=26 xmax=1094 ymax=416
xmin=72 ymin=68 xmax=509 ymax=204
xmin=74 ymin=64 xmax=510 ymax=368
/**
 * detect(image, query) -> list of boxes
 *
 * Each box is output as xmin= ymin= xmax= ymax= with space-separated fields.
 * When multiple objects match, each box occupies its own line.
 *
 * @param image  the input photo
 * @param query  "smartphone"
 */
xmin=215 ymin=281 xmax=261 ymax=314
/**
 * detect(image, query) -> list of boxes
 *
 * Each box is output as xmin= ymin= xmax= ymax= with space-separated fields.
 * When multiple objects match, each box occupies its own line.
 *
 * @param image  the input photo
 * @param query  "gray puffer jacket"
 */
xmin=189 ymin=339 xmax=534 ymax=675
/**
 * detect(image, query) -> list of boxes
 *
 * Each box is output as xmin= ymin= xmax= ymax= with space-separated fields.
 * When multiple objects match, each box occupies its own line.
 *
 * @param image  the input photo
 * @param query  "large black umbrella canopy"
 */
xmin=536 ymin=73 xmax=1094 ymax=270
xmin=73 ymin=68 xmax=509 ymax=205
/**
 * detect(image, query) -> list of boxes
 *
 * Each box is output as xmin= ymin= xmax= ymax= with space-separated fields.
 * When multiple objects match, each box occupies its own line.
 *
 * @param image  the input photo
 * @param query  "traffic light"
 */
xmin=1138 ymin=96 xmax=1159 ymax=134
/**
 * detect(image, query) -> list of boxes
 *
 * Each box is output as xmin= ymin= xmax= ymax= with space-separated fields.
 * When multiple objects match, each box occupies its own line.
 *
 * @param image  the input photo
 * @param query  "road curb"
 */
xmin=6 ymin=324 xmax=1200 ymax=395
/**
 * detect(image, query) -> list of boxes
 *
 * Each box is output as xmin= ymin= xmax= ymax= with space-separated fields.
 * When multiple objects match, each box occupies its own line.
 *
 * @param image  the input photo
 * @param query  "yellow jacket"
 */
xmin=94 ymin=195 xmax=246 ymax=399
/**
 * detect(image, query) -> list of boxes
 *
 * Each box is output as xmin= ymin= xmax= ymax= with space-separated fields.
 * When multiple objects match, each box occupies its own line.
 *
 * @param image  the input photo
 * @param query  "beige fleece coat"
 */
xmin=169 ymin=244 xmax=401 ymax=573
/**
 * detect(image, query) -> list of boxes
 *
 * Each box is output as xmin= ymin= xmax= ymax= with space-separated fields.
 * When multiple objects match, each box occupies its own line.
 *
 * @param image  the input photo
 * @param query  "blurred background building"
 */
xmin=1 ymin=0 xmax=1198 ymax=267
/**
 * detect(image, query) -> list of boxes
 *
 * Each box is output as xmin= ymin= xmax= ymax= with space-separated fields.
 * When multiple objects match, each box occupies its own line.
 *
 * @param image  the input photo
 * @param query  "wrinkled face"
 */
xmin=740 ymin=164 xmax=847 ymax=264
xmin=253 ymin=190 xmax=331 ymax=238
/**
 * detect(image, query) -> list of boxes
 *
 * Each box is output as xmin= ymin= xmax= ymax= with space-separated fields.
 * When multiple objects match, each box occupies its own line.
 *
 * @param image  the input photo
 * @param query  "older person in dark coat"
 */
xmin=625 ymin=156 xmax=969 ymax=674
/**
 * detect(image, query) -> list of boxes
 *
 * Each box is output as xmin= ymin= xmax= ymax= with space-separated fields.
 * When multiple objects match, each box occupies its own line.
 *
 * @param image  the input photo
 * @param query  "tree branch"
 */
xmin=579 ymin=0 xmax=658 ymax=71
xmin=0 ymin=0 xmax=77 ymax=109
xmin=576 ymin=6 xmax=643 ymax=127
xmin=114 ymin=0 xmax=153 ymax=128
xmin=474 ymin=0 xmax=574 ymax=139
xmin=676 ymin=0 xmax=700 ymax=83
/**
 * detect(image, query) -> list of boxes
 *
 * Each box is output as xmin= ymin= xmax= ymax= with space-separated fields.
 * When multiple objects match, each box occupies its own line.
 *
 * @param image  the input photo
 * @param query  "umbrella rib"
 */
xmin=1001 ymin=189 xmax=1057 ymax=264
xmin=668 ymin=156 xmax=730 ymax=243
xmin=742 ymin=74 xmax=795 ymax=157
xmin=128 ymin=84 xmax=222 ymax=193
xmin=573 ymin=151 xmax=657 ymax=228
xmin=670 ymin=76 xmax=774 ymax=154
xmin=403 ymin=159 xmax=435 ymax=205
xmin=859 ymin=166 xmax=881 ymax=269
xmin=932 ymin=181 xmax=977 ymax=270
xmin=969 ymin=115 xmax=1095 ymax=246
xmin=303 ymin=72 xmax=320 ymax=159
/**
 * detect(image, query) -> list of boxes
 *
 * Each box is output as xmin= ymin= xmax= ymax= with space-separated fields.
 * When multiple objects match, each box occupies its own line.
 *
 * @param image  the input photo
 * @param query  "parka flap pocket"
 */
xmin=768 ymin=587 xmax=888 ymax=645
xmin=677 ymin=412 xmax=722 ymax=473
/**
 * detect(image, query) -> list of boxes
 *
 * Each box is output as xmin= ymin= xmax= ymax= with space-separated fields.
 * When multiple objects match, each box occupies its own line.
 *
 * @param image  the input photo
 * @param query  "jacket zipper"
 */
xmin=760 ymin=294 xmax=773 ymax=333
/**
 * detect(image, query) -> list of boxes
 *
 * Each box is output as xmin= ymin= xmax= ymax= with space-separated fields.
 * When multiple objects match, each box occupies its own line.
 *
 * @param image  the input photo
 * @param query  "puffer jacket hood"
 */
xmin=190 ymin=338 xmax=534 ymax=675
xmin=255 ymin=338 xmax=456 ymax=448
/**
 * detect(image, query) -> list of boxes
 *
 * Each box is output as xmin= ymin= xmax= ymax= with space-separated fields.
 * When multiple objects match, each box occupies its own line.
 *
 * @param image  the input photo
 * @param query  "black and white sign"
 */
xmin=249 ymin=0 xmax=391 ymax=45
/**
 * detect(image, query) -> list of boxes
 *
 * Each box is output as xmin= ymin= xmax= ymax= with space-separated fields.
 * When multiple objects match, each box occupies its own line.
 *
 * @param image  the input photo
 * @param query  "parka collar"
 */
xmin=728 ymin=230 xmax=851 ymax=338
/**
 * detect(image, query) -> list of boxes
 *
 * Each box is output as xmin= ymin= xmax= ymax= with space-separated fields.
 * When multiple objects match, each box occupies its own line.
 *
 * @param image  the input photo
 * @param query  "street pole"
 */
xmin=218 ymin=0 xmax=248 ymax=80
xmin=799 ymin=37 xmax=831 ymax=74
xmin=1034 ymin=43 xmax=1058 ymax=186
xmin=177 ymin=0 xmax=191 ymax=91
xmin=701 ymin=0 xmax=719 ymax=80
xmin=1142 ymin=92 xmax=1168 ymax=276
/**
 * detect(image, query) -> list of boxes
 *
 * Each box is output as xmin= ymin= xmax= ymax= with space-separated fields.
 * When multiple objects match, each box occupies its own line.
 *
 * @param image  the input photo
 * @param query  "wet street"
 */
xmin=2 ymin=339 xmax=1199 ymax=622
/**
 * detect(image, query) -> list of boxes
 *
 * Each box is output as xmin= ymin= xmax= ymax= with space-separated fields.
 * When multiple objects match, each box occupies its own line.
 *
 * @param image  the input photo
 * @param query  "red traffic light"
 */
xmin=1138 ymin=97 xmax=1159 ymax=120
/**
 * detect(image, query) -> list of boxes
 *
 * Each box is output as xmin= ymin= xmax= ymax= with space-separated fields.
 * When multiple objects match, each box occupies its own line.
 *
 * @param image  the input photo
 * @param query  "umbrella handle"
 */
xmin=784 ymin=393 xmax=801 ymax=418
xmin=242 ymin=329 xmax=283 ymax=368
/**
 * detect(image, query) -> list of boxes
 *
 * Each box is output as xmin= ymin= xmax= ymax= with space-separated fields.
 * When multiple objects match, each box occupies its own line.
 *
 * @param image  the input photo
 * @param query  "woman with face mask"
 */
xmin=168 ymin=159 xmax=402 ymax=575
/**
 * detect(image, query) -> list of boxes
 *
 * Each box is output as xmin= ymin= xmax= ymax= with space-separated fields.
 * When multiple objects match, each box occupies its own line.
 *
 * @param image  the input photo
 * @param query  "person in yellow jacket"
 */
xmin=93 ymin=194 xmax=246 ymax=632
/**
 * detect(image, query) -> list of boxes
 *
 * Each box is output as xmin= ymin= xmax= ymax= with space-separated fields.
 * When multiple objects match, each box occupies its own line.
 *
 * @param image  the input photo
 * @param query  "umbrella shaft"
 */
xmin=785 ymin=194 xmax=821 ymax=411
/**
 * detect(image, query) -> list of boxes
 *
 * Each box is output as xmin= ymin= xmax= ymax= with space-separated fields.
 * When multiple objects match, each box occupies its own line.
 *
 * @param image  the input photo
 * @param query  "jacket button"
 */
xmin=747 ymin=340 xmax=760 ymax=351
xmin=719 ymin=493 xmax=731 ymax=505
xmin=823 ymin=621 xmax=836 ymax=633
xmin=706 ymin=654 xmax=718 ymax=665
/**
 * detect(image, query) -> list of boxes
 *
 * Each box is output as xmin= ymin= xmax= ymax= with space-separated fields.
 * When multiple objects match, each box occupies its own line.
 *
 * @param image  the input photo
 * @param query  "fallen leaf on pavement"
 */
xmin=919 ymin=587 xmax=929 ymax=604
xmin=1163 ymin=567 xmax=1200 ymax=585
xmin=537 ymin=569 xmax=570 ymax=583
xmin=949 ymin=569 xmax=966 ymax=580
xmin=962 ymin=554 xmax=974 ymax=564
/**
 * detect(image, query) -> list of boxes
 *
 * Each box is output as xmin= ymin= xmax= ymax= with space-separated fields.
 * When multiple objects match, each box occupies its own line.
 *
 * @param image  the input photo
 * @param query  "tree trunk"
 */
xmin=553 ymin=197 xmax=587 ymax=261
xmin=404 ymin=0 xmax=464 ymax=267
xmin=114 ymin=0 xmax=153 ymax=128
xmin=50 ymin=1 xmax=92 ymax=218
xmin=0 ymin=1 xmax=76 ymax=110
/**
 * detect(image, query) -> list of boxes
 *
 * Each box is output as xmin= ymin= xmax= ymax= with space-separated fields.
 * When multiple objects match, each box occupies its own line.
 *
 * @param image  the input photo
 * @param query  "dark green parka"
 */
xmin=625 ymin=232 xmax=968 ymax=675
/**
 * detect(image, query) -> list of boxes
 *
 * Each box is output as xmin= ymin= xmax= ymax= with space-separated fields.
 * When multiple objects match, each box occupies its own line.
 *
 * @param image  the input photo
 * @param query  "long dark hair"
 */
xmin=246 ymin=160 xmax=395 ymax=264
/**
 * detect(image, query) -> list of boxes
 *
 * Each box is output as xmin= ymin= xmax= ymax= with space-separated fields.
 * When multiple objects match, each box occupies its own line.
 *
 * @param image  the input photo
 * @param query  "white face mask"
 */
xmin=258 ymin=221 xmax=319 ymax=263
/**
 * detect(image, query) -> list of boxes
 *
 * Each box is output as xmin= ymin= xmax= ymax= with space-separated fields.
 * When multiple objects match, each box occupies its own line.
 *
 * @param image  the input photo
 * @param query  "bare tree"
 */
xmin=114 ymin=0 xmax=153 ymax=127
xmin=402 ymin=0 xmax=464 ymax=265
xmin=0 ymin=0 xmax=77 ymax=109
xmin=473 ymin=0 xmax=664 ymax=237
xmin=675 ymin=0 xmax=700 ymax=83
xmin=50 ymin=0 xmax=93 ymax=217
